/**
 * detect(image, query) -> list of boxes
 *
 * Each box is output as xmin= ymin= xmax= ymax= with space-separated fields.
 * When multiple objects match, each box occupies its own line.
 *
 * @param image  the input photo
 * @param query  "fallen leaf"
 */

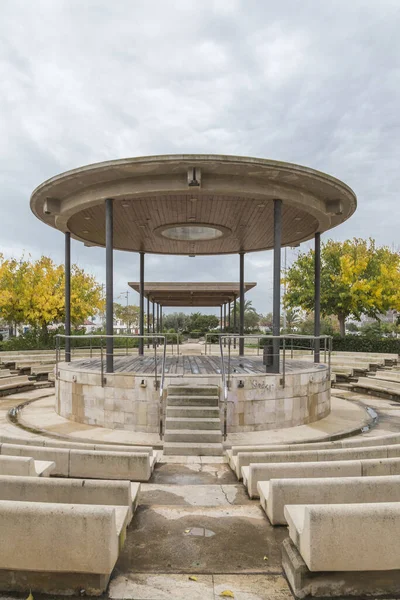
xmin=263 ymin=555 xmax=268 ymax=561
xmin=189 ymin=576 xmax=198 ymax=581
xmin=220 ymin=592 xmax=234 ymax=598
xmin=184 ymin=529 xmax=191 ymax=533
xmin=27 ymin=592 xmax=34 ymax=600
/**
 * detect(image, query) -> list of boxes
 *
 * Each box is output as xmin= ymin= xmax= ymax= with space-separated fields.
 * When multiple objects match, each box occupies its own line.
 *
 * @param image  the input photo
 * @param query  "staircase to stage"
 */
xmin=163 ymin=385 xmax=223 ymax=456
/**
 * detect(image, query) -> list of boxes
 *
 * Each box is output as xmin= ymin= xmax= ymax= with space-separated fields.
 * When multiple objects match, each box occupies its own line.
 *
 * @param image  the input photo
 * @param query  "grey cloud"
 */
xmin=0 ymin=0 xmax=399 ymax=314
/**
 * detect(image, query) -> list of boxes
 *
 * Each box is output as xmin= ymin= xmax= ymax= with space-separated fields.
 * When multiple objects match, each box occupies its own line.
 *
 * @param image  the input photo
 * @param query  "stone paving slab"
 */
xmin=140 ymin=483 xmax=253 ymax=506
xmin=109 ymin=573 xmax=293 ymax=600
xmin=213 ymin=574 xmax=293 ymax=599
xmin=115 ymin=504 xmax=287 ymax=575
xmin=109 ymin=573 xmax=214 ymax=599
xmin=151 ymin=462 xmax=237 ymax=485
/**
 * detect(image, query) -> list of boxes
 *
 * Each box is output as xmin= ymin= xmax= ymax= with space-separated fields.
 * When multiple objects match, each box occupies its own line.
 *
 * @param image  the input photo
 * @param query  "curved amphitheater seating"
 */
xmin=0 ymin=369 xmax=11 ymax=378
xmin=0 ymin=500 xmax=126 ymax=595
xmin=259 ymin=475 xmax=400 ymax=524
xmin=0 ymin=443 xmax=154 ymax=480
xmin=372 ymin=371 xmax=400 ymax=382
xmin=232 ymin=438 xmax=400 ymax=479
xmin=244 ymin=457 xmax=400 ymax=498
xmin=0 ymin=375 xmax=35 ymax=396
xmin=282 ymin=503 xmax=400 ymax=598
xmin=0 ymin=455 xmax=54 ymax=477
xmin=351 ymin=376 xmax=400 ymax=400
xmin=0 ymin=475 xmax=139 ymax=523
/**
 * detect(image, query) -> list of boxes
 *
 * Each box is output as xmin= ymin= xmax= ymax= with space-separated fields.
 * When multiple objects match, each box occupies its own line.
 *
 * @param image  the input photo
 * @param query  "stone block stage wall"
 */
xmin=56 ymin=363 xmax=330 ymax=434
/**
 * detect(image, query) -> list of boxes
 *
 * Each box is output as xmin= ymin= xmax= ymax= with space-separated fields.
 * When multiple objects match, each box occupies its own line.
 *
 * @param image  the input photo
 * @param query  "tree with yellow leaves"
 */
xmin=0 ymin=254 xmax=104 ymax=338
xmin=283 ymin=239 xmax=400 ymax=337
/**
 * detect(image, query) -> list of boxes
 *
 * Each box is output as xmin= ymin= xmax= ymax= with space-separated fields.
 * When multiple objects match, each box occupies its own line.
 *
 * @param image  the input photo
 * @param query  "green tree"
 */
xmin=284 ymin=308 xmax=302 ymax=333
xmin=284 ymin=238 xmax=400 ymax=337
xmin=231 ymin=300 xmax=260 ymax=331
xmin=0 ymin=254 xmax=104 ymax=340
xmin=113 ymin=303 xmax=140 ymax=331
xmin=162 ymin=312 xmax=190 ymax=332
xmin=187 ymin=312 xmax=219 ymax=332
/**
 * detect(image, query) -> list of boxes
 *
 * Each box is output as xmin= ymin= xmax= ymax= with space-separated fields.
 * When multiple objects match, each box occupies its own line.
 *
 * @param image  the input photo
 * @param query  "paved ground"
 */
xmin=110 ymin=459 xmax=292 ymax=600
xmin=17 ymin=393 xmax=370 ymax=448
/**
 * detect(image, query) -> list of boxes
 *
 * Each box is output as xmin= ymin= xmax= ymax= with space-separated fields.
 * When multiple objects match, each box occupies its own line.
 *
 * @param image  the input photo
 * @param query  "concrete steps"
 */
xmin=167 ymin=395 xmax=219 ymax=406
xmin=166 ymin=406 xmax=220 ymax=419
xmin=163 ymin=385 xmax=223 ymax=456
xmin=165 ymin=417 xmax=221 ymax=430
xmin=163 ymin=441 xmax=223 ymax=456
xmin=164 ymin=429 xmax=222 ymax=443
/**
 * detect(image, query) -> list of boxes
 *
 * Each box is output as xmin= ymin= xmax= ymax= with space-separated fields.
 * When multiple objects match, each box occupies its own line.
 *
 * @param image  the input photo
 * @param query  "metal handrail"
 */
xmin=218 ymin=333 xmax=332 ymax=441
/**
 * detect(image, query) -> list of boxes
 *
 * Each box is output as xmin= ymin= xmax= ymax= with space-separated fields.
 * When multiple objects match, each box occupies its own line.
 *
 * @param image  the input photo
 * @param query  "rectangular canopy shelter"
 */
xmin=127 ymin=282 xmax=256 ymax=307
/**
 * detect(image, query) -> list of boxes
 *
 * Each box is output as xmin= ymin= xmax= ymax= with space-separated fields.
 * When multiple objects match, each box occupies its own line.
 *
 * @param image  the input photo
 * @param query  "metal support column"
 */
xmin=105 ymin=198 xmax=114 ymax=373
xmin=272 ymin=199 xmax=282 ymax=373
xmin=139 ymin=252 xmax=144 ymax=355
xmin=65 ymin=232 xmax=71 ymax=362
xmin=220 ymin=306 xmax=223 ymax=334
xmin=147 ymin=296 xmax=150 ymax=348
xmin=233 ymin=296 xmax=237 ymax=349
xmin=239 ymin=252 xmax=245 ymax=356
xmin=228 ymin=301 xmax=231 ymax=330
xmin=152 ymin=300 xmax=155 ymax=334
xmin=223 ymin=302 xmax=226 ymax=347
xmin=160 ymin=306 xmax=163 ymax=332
xmin=314 ymin=232 xmax=321 ymax=363
xmin=157 ymin=303 xmax=160 ymax=333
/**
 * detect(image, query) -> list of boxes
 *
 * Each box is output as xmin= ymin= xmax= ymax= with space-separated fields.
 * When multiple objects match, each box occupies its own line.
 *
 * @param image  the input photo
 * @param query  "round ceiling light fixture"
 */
xmin=155 ymin=223 xmax=231 ymax=242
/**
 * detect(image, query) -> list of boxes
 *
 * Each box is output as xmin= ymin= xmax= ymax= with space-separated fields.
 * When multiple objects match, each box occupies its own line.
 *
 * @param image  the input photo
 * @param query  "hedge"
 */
xmin=331 ymin=335 xmax=400 ymax=354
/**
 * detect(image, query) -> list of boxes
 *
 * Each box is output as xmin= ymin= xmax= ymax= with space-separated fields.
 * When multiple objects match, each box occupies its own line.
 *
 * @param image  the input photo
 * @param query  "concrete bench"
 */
xmin=235 ymin=443 xmax=400 ymax=480
xmin=245 ymin=456 xmax=400 ymax=498
xmin=351 ymin=375 xmax=400 ymax=399
xmin=259 ymin=475 xmax=400 ymax=524
xmin=0 ymin=500 xmax=127 ymax=595
xmin=0 ymin=434 xmax=158 ymax=467
xmin=0 ymin=455 xmax=54 ymax=477
xmin=0 ymin=369 xmax=12 ymax=378
xmin=0 ymin=475 xmax=140 ymax=523
xmin=282 ymin=502 xmax=400 ymax=598
xmin=0 ymin=375 xmax=35 ymax=396
xmin=0 ymin=443 xmax=153 ymax=480
xmin=370 ymin=371 xmax=400 ymax=383
xmin=227 ymin=432 xmax=400 ymax=473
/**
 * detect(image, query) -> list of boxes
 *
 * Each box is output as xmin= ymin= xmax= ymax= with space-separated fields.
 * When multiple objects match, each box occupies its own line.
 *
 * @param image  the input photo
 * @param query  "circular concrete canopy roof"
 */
xmin=30 ymin=154 xmax=357 ymax=255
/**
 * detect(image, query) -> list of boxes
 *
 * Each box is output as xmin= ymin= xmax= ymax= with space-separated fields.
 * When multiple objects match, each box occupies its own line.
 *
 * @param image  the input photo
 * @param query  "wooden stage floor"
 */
xmin=70 ymin=355 xmax=324 ymax=376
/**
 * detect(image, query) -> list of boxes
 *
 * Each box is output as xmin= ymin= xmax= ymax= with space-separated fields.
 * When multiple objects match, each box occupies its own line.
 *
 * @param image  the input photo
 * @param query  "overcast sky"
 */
xmin=1 ymin=0 xmax=399 ymax=315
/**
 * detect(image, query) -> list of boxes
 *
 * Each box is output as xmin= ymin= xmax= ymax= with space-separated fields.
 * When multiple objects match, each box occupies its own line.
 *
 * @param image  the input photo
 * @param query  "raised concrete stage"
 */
xmin=56 ymin=356 xmax=331 ymax=442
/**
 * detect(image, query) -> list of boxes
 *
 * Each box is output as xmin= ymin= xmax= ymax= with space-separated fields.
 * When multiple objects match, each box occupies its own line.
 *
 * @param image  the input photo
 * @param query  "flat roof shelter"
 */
xmin=127 ymin=281 xmax=257 ymax=337
xmin=30 ymin=154 xmax=357 ymax=371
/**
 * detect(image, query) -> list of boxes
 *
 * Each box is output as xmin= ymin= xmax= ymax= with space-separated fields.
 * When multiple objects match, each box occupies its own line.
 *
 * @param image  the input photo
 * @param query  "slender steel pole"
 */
xmin=157 ymin=303 xmax=160 ymax=333
xmin=139 ymin=251 xmax=145 ymax=355
xmin=223 ymin=302 xmax=226 ymax=347
xmin=272 ymin=199 xmax=282 ymax=373
xmin=233 ymin=295 xmax=237 ymax=349
xmin=105 ymin=198 xmax=114 ymax=373
xmin=147 ymin=296 xmax=150 ymax=348
xmin=152 ymin=300 xmax=155 ymax=334
xmin=64 ymin=232 xmax=71 ymax=362
xmin=160 ymin=305 xmax=163 ymax=332
xmin=239 ymin=252 xmax=245 ymax=356
xmin=314 ymin=232 xmax=321 ymax=363
xmin=220 ymin=306 xmax=223 ymax=334
xmin=228 ymin=301 xmax=231 ymax=330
